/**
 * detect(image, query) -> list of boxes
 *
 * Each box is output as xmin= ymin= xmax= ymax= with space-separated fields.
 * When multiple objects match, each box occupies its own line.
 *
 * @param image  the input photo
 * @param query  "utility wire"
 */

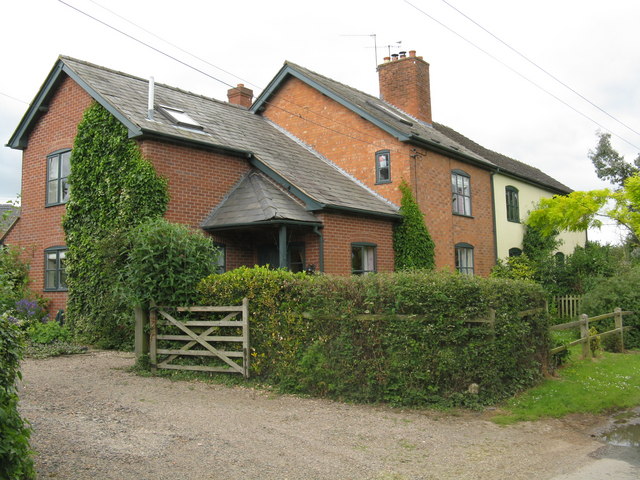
xmin=85 ymin=0 xmax=258 ymax=90
xmin=0 ymin=92 xmax=29 ymax=104
xmin=404 ymin=0 xmax=640 ymax=151
xmin=438 ymin=0 xmax=640 ymax=138
xmin=59 ymin=0 xmax=394 ymax=151
xmin=57 ymin=0 xmax=236 ymax=89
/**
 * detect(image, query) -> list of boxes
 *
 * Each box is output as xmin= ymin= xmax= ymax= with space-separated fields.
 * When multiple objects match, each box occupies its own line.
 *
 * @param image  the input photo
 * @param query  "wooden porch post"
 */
xmin=278 ymin=224 xmax=287 ymax=269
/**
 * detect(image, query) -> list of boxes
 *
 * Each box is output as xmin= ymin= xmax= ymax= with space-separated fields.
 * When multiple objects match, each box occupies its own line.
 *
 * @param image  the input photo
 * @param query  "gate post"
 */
xmin=134 ymin=305 xmax=149 ymax=361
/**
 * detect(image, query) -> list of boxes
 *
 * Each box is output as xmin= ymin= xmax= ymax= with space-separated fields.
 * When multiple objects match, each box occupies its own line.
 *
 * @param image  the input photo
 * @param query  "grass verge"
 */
xmin=493 ymin=349 xmax=640 ymax=424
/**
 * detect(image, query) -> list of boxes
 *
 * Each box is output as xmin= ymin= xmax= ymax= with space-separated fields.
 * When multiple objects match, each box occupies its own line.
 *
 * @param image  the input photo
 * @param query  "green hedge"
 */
xmin=0 ymin=315 xmax=35 ymax=479
xmin=198 ymin=268 xmax=549 ymax=407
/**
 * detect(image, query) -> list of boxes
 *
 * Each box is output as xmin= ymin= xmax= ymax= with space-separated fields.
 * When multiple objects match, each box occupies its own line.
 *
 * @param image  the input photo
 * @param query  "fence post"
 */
xmin=579 ymin=313 xmax=592 ymax=359
xmin=614 ymin=307 xmax=625 ymax=352
xmin=242 ymin=297 xmax=250 ymax=379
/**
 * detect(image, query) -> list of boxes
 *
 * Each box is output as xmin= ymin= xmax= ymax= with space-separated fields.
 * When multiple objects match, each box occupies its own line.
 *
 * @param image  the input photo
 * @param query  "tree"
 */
xmin=528 ymin=134 xmax=640 ymax=243
xmin=393 ymin=180 xmax=435 ymax=270
xmin=589 ymin=132 xmax=640 ymax=188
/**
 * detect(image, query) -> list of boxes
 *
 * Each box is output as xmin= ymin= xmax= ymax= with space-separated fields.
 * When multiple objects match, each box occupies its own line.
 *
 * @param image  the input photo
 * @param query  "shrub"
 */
xmin=123 ymin=218 xmax=219 ymax=306
xmin=0 ymin=314 xmax=35 ymax=479
xmin=27 ymin=320 xmax=71 ymax=345
xmin=0 ymin=246 xmax=30 ymax=314
xmin=198 ymin=268 xmax=549 ymax=407
xmin=393 ymin=181 xmax=435 ymax=270
xmin=582 ymin=265 xmax=640 ymax=349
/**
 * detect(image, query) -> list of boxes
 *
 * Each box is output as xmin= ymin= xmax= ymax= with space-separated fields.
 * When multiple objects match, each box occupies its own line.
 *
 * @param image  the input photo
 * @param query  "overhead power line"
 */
xmin=404 ymin=0 xmax=640 ymax=151
xmin=438 ymin=0 xmax=640 ymax=138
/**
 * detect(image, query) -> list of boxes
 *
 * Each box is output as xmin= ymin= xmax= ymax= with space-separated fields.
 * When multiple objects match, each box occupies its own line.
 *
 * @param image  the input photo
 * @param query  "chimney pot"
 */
xmin=391 ymin=53 xmax=399 ymax=61
xmin=383 ymin=56 xmax=391 ymax=63
xmin=409 ymin=50 xmax=416 ymax=57
xmin=399 ymin=51 xmax=406 ymax=58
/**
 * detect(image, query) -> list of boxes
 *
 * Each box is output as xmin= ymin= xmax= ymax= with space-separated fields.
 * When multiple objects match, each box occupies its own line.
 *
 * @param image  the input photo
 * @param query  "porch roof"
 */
xmin=202 ymin=171 xmax=320 ymax=230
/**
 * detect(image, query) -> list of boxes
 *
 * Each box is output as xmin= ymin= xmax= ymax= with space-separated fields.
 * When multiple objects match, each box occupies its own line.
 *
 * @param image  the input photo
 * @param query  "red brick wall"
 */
xmin=260 ymin=75 xmax=496 ymax=275
xmin=316 ymin=212 xmax=395 ymax=275
xmin=5 ymin=75 xmax=94 ymax=314
xmin=138 ymin=140 xmax=250 ymax=229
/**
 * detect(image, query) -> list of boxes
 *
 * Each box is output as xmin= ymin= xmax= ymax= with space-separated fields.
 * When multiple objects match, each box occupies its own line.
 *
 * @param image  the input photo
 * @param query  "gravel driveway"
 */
xmin=16 ymin=350 xmax=634 ymax=479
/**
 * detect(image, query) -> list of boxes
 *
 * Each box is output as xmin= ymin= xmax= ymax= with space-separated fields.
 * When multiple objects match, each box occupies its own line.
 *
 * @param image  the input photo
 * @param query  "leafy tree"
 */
xmin=529 ymin=134 xmax=640 ymax=244
xmin=589 ymin=132 xmax=640 ymax=188
xmin=393 ymin=180 xmax=435 ymax=270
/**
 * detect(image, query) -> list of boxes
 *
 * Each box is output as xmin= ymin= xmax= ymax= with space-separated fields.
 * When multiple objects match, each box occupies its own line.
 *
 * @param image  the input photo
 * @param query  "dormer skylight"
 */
xmin=366 ymin=100 xmax=413 ymax=126
xmin=158 ymin=105 xmax=203 ymax=130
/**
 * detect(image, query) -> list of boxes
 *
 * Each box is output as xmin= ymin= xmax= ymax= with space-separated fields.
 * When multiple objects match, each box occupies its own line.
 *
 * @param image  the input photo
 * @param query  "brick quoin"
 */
xmin=260 ymin=74 xmax=496 ymax=276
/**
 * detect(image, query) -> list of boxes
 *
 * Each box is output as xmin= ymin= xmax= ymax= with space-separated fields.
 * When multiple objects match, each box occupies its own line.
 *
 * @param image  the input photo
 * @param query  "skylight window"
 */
xmin=159 ymin=105 xmax=203 ymax=130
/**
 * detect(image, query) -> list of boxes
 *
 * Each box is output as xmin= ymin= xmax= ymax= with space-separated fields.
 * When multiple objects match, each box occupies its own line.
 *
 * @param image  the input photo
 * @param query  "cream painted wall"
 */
xmin=493 ymin=174 xmax=587 ymax=259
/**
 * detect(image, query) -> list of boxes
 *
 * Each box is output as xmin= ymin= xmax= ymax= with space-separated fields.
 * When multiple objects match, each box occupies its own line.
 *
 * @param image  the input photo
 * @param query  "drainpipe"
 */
xmin=313 ymin=225 xmax=324 ymax=272
xmin=490 ymin=170 xmax=499 ymax=264
xmin=278 ymin=225 xmax=287 ymax=269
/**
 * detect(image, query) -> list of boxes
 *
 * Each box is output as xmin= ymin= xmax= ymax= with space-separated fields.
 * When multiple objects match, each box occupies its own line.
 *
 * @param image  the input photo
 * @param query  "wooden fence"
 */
xmin=149 ymin=298 xmax=250 ymax=378
xmin=553 ymin=295 xmax=583 ymax=319
xmin=550 ymin=307 xmax=633 ymax=358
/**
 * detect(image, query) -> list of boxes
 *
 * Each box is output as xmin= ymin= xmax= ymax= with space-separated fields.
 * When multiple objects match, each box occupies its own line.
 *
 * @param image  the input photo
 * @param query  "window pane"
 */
xmin=352 ymin=246 xmax=363 ymax=273
xmin=48 ymin=156 xmax=59 ymax=180
xmin=46 ymin=252 xmax=58 ymax=270
xmin=47 ymin=180 xmax=59 ymax=204
xmin=46 ymin=271 xmax=57 ymax=290
xmin=364 ymin=247 xmax=375 ymax=273
xmin=61 ymin=178 xmax=70 ymax=203
xmin=60 ymin=151 xmax=71 ymax=177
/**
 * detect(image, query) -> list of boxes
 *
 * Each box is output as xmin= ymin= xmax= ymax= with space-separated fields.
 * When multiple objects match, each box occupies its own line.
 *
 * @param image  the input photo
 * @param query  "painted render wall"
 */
xmin=493 ymin=173 xmax=587 ymax=259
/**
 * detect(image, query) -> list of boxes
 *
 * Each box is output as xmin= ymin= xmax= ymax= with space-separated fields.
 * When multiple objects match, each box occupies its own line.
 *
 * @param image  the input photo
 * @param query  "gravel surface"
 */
xmin=17 ymin=350 xmax=631 ymax=479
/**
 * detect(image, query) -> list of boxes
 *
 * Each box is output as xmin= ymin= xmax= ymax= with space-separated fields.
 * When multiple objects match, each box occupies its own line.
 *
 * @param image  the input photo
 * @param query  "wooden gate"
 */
xmin=149 ymin=298 xmax=249 ymax=378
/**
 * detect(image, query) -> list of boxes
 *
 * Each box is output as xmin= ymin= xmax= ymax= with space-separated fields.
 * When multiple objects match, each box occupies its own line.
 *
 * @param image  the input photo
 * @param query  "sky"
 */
xmin=2 ymin=0 xmax=639 ymax=244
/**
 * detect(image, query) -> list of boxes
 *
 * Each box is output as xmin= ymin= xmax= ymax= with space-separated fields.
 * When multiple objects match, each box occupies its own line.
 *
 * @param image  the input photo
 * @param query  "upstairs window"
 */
xmin=451 ymin=170 xmax=471 ymax=216
xmin=455 ymin=243 xmax=474 ymax=275
xmin=46 ymin=150 xmax=71 ymax=206
xmin=352 ymin=243 xmax=376 ymax=275
xmin=375 ymin=150 xmax=391 ymax=184
xmin=44 ymin=246 xmax=67 ymax=291
xmin=505 ymin=186 xmax=520 ymax=223
xmin=508 ymin=247 xmax=523 ymax=257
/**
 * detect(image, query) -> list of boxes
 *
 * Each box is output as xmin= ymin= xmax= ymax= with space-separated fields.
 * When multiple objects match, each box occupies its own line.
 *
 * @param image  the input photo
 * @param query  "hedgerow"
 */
xmin=198 ymin=268 xmax=549 ymax=407
xmin=0 ymin=315 xmax=35 ymax=479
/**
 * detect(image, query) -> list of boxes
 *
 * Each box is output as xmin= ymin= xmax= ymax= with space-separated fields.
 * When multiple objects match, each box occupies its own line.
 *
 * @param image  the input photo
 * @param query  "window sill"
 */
xmin=44 ymin=288 xmax=68 ymax=292
xmin=375 ymin=180 xmax=391 ymax=185
xmin=507 ymin=219 xmax=521 ymax=224
xmin=45 ymin=202 xmax=68 ymax=208
xmin=453 ymin=212 xmax=474 ymax=219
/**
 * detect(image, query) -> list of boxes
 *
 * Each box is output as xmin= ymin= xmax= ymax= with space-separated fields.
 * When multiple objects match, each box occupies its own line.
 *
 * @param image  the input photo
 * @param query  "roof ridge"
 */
xmin=59 ymin=55 xmax=246 ymax=109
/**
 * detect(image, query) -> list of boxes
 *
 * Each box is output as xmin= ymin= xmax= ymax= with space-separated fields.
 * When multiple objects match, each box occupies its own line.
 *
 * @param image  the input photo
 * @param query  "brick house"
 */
xmin=5 ymin=51 xmax=582 ymax=314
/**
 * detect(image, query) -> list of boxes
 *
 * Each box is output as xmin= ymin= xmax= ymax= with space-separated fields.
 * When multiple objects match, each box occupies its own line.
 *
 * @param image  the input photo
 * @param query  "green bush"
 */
xmin=123 ymin=218 xmax=219 ymax=306
xmin=582 ymin=265 xmax=640 ymax=349
xmin=393 ymin=181 xmax=435 ymax=270
xmin=0 ymin=247 xmax=30 ymax=314
xmin=197 ymin=268 xmax=549 ymax=407
xmin=0 ymin=314 xmax=35 ymax=479
xmin=27 ymin=320 xmax=71 ymax=344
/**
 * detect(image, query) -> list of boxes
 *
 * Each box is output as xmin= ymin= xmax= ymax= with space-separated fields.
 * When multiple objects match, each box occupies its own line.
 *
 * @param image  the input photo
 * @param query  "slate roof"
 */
xmin=9 ymin=56 xmax=399 ymax=219
xmin=202 ymin=171 xmax=319 ymax=229
xmin=0 ymin=205 xmax=20 ymax=241
xmin=253 ymin=61 xmax=572 ymax=194
xmin=433 ymin=123 xmax=572 ymax=194
xmin=253 ymin=61 xmax=495 ymax=170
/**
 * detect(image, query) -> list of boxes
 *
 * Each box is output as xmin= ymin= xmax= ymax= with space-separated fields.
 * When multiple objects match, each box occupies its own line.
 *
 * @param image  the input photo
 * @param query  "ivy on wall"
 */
xmin=393 ymin=180 xmax=435 ymax=270
xmin=62 ymin=103 xmax=169 ymax=348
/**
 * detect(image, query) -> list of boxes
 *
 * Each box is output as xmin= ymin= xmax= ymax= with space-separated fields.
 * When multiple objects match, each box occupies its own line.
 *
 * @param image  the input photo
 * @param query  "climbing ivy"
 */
xmin=63 ymin=103 xmax=169 ymax=348
xmin=393 ymin=180 xmax=435 ymax=270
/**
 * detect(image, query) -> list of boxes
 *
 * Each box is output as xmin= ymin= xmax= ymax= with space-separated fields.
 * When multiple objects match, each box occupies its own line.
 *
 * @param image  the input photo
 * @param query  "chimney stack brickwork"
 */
xmin=227 ymin=83 xmax=253 ymax=108
xmin=377 ymin=50 xmax=432 ymax=124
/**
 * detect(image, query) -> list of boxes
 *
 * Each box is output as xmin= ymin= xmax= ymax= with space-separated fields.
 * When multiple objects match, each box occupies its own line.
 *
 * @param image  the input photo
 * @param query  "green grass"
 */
xmin=493 ymin=349 xmax=640 ymax=424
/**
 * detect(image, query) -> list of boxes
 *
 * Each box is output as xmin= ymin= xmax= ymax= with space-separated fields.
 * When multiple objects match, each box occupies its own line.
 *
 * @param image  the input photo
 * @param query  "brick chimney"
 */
xmin=377 ymin=50 xmax=432 ymax=124
xmin=227 ymin=83 xmax=253 ymax=108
